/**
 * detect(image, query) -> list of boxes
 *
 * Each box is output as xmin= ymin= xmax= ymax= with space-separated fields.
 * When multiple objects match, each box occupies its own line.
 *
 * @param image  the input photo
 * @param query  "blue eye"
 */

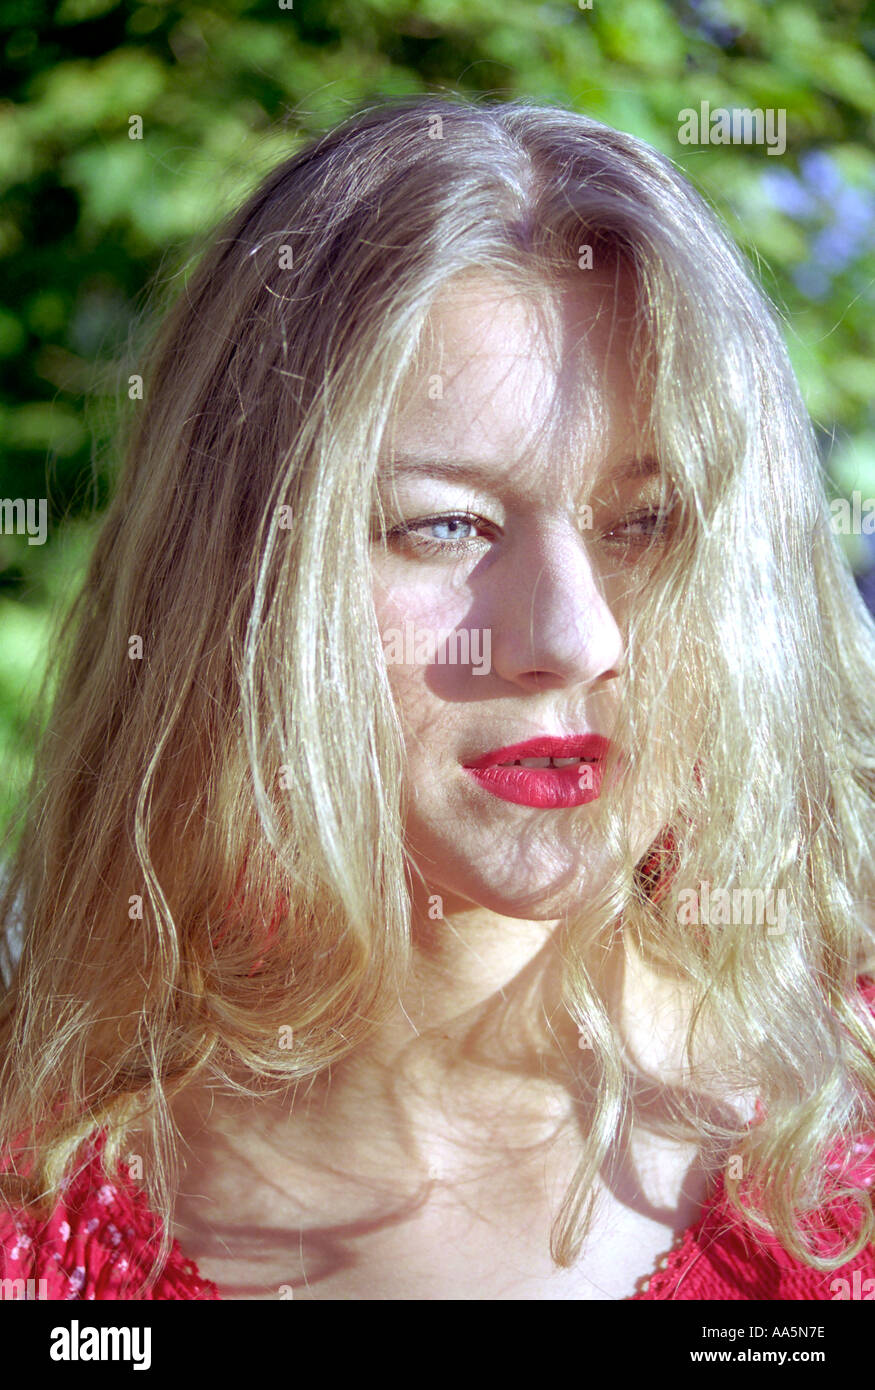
xmin=375 ymin=504 xmax=675 ymax=561
xmin=384 ymin=512 xmax=494 ymax=556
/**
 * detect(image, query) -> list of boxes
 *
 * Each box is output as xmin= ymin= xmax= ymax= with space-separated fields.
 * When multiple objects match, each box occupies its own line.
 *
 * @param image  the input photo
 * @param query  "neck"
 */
xmin=168 ymin=906 xmax=747 ymax=1194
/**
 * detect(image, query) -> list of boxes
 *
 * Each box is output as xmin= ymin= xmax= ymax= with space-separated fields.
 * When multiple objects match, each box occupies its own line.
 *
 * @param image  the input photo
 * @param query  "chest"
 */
xmin=170 ymin=1154 xmax=707 ymax=1301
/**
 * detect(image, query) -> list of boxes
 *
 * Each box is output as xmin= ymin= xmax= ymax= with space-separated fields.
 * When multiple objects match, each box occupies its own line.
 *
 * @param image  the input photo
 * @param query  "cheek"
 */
xmin=371 ymin=570 xmax=469 ymax=741
xmin=371 ymin=564 xmax=477 ymax=663
xmin=372 ymin=565 xmax=463 ymax=625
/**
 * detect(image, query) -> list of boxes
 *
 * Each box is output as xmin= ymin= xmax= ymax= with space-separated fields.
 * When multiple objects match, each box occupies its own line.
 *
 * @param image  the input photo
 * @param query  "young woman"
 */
xmin=1 ymin=96 xmax=874 ymax=1301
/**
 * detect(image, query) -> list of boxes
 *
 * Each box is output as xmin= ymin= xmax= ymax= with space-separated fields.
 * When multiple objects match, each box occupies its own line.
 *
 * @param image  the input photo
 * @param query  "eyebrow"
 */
xmin=380 ymin=453 xmax=662 ymax=488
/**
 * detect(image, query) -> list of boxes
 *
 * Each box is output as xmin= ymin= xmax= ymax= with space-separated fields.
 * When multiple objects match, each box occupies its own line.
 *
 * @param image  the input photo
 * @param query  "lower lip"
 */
xmin=463 ymin=761 xmax=605 ymax=808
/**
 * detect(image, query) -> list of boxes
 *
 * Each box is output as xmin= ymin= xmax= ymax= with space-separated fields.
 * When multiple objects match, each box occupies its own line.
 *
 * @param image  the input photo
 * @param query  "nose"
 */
xmin=486 ymin=523 xmax=624 ymax=691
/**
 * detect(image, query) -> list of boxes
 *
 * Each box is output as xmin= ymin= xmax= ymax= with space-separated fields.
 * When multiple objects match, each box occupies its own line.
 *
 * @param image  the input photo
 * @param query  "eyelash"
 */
xmin=384 ymin=512 xmax=496 ymax=556
xmin=382 ymin=508 xmax=674 ymax=558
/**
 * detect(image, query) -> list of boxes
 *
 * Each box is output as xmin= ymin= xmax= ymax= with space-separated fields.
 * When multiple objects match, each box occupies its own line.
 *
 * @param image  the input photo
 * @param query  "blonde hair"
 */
xmin=2 ymin=94 xmax=875 ymax=1296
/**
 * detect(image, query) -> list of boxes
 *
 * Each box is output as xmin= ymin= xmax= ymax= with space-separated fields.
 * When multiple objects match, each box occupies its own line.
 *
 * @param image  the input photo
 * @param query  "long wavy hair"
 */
xmin=2 ymin=95 xmax=875 ymax=1297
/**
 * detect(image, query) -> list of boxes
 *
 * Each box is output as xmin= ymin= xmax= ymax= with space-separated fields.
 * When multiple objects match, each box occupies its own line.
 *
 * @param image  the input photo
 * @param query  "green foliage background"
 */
xmin=1 ymin=0 xmax=874 ymax=840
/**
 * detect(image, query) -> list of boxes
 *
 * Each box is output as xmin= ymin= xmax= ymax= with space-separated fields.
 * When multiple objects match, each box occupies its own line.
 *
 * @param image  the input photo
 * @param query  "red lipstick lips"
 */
xmin=462 ymin=734 xmax=611 ymax=808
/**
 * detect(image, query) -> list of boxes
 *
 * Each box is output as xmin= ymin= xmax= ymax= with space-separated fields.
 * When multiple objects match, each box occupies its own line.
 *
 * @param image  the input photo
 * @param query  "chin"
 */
xmin=410 ymin=848 xmax=616 ymax=922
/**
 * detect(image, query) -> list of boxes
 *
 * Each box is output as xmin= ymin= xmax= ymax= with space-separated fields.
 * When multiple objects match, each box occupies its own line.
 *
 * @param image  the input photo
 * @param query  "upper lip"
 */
xmin=463 ymin=734 xmax=610 ymax=768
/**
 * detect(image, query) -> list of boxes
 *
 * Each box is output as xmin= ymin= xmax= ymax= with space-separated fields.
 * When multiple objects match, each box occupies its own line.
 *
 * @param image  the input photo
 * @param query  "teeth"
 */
xmin=497 ymin=756 xmax=592 ymax=768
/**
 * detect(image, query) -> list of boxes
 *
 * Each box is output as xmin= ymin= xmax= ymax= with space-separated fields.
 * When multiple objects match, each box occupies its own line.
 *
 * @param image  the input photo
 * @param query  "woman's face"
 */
xmin=370 ymin=270 xmax=667 ymax=921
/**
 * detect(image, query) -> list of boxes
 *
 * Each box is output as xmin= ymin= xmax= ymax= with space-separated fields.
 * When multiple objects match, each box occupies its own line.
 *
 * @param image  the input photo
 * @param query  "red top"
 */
xmin=2 ymin=979 xmax=874 ymax=1300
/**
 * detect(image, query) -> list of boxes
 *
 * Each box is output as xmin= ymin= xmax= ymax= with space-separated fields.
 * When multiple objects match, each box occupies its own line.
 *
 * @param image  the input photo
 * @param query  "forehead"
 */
xmin=387 ymin=270 xmax=650 ymax=491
